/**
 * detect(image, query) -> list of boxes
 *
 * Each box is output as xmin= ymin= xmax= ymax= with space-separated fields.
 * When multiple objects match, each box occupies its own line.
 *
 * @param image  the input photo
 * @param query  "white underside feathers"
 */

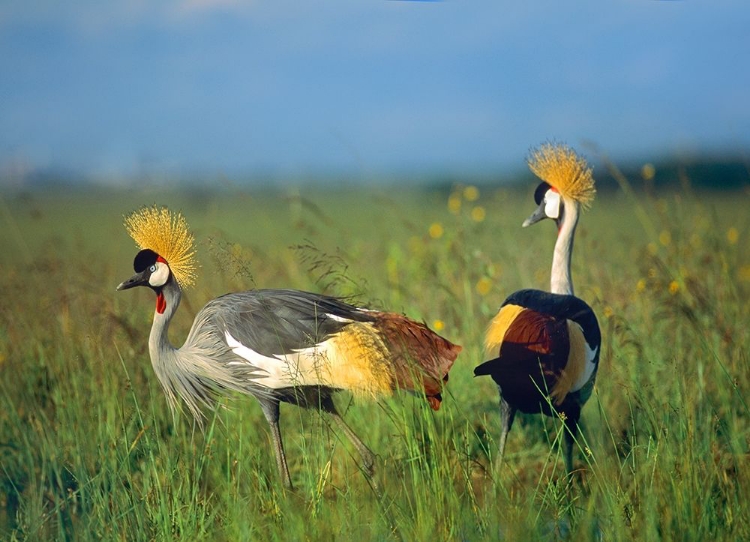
xmin=225 ymin=330 xmax=336 ymax=389
xmin=571 ymin=341 xmax=598 ymax=393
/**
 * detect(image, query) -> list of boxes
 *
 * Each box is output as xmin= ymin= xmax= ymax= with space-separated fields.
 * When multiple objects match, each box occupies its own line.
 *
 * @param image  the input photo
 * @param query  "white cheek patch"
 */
xmin=544 ymin=190 xmax=561 ymax=219
xmin=148 ymin=262 xmax=171 ymax=287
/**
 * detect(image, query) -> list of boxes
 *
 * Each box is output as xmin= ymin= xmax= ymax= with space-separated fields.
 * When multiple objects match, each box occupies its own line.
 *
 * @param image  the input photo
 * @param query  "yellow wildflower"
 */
xmin=603 ymin=306 xmax=614 ymax=318
xmin=448 ymin=193 xmax=462 ymax=214
xmin=429 ymin=222 xmax=444 ymax=239
xmin=727 ymin=227 xmax=739 ymax=245
xmin=659 ymin=230 xmax=672 ymax=247
xmin=641 ymin=163 xmax=655 ymax=181
xmin=471 ymin=206 xmax=486 ymax=222
xmin=669 ymin=281 xmax=680 ymax=295
xmin=636 ymin=279 xmax=646 ymax=293
xmin=432 ymin=319 xmax=445 ymax=332
xmin=476 ymin=277 xmax=492 ymax=296
xmin=463 ymin=185 xmax=479 ymax=201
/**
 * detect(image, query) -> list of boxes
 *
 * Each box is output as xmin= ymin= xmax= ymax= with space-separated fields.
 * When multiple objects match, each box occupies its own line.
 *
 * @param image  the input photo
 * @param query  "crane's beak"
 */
xmin=117 ymin=269 xmax=149 ymax=291
xmin=522 ymin=201 xmax=547 ymax=227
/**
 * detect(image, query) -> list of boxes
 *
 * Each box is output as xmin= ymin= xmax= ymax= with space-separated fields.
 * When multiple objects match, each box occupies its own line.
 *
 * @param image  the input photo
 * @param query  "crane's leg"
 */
xmin=497 ymin=394 xmax=516 ymax=469
xmin=320 ymin=398 xmax=376 ymax=478
xmin=563 ymin=413 xmax=580 ymax=476
xmin=259 ymin=399 xmax=293 ymax=489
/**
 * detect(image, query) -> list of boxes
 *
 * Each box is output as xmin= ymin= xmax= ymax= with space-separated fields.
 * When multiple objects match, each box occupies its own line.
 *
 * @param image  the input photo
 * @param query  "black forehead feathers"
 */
xmin=533 ymin=182 xmax=551 ymax=205
xmin=133 ymin=249 xmax=159 ymax=272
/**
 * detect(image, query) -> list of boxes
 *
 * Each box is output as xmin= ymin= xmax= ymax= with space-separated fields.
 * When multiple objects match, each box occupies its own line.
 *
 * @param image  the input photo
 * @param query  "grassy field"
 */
xmin=1 ymin=177 xmax=749 ymax=540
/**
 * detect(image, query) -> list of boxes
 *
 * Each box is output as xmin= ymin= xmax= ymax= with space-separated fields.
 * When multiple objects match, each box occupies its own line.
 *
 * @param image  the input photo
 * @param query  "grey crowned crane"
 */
xmin=474 ymin=143 xmax=601 ymax=474
xmin=117 ymin=206 xmax=461 ymax=489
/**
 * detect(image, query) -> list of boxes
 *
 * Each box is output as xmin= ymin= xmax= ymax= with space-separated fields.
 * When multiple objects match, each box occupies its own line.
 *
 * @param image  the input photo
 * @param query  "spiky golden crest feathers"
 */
xmin=528 ymin=143 xmax=596 ymax=208
xmin=124 ymin=206 xmax=197 ymax=288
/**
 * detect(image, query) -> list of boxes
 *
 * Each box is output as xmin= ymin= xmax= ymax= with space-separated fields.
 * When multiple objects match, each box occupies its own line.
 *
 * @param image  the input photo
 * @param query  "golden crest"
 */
xmin=528 ymin=143 xmax=596 ymax=207
xmin=124 ymin=206 xmax=197 ymax=288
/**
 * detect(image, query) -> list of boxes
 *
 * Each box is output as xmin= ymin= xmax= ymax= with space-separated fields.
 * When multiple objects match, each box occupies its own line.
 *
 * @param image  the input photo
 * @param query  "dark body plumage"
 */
xmin=475 ymin=289 xmax=600 ymax=414
xmin=475 ymin=290 xmax=600 ymax=473
xmin=474 ymin=145 xmax=601 ymax=474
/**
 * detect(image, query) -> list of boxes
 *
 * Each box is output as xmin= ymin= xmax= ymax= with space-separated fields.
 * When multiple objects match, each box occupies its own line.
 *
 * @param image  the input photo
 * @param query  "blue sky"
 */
xmin=1 ymin=1 xmax=748 ymax=183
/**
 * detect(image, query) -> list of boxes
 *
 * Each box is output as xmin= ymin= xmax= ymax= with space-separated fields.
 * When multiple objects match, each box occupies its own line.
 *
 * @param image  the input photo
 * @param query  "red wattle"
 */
xmin=156 ymin=292 xmax=166 ymax=314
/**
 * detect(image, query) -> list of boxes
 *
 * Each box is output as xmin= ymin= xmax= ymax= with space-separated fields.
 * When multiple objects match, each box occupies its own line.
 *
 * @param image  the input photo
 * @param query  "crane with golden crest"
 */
xmin=474 ymin=143 xmax=601 ymax=475
xmin=117 ymin=206 xmax=461 ymax=489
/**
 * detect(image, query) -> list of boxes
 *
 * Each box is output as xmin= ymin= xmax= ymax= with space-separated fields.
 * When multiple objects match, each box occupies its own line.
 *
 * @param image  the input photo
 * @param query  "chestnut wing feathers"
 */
xmin=370 ymin=312 xmax=461 ymax=409
xmin=475 ymin=289 xmax=600 ymax=413
xmin=505 ymin=289 xmax=600 ymax=349
xmin=475 ymin=308 xmax=571 ymax=411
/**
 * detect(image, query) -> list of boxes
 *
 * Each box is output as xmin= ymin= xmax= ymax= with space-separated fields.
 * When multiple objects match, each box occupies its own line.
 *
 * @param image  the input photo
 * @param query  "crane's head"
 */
xmin=116 ymin=205 xmax=197 ymax=297
xmin=522 ymin=143 xmax=595 ymax=228
xmin=117 ymin=248 xmax=172 ymax=292
xmin=523 ymin=181 xmax=561 ymax=227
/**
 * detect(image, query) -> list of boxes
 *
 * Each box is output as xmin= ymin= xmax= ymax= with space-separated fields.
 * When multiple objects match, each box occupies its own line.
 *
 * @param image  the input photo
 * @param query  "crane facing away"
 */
xmin=117 ymin=206 xmax=461 ymax=488
xmin=474 ymin=143 xmax=601 ymax=475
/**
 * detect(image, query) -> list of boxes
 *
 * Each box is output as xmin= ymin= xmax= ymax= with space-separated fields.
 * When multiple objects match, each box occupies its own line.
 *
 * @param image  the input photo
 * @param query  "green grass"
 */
xmin=1 ymin=180 xmax=749 ymax=540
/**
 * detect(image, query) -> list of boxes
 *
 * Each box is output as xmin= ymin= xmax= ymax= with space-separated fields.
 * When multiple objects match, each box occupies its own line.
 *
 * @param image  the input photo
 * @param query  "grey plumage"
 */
xmin=210 ymin=288 xmax=375 ymax=359
xmin=145 ymin=281 xmax=376 ymax=418
xmin=118 ymin=248 xmax=460 ymax=488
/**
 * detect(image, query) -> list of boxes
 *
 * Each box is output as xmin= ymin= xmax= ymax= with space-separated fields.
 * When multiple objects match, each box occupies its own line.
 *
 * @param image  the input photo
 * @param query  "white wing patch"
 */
xmin=325 ymin=313 xmax=352 ymax=323
xmin=571 ymin=342 xmax=598 ymax=392
xmin=224 ymin=330 xmax=336 ymax=389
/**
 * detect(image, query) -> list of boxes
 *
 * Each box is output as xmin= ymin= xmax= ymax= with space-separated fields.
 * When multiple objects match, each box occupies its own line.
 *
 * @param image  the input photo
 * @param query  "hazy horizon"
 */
xmin=2 ymin=1 xmax=749 ymax=186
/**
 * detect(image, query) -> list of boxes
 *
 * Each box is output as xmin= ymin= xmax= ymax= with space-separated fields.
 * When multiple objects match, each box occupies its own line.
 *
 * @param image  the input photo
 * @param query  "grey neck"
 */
xmin=148 ymin=279 xmax=182 ymax=370
xmin=145 ymin=278 xmax=216 ymax=421
xmin=550 ymin=199 xmax=579 ymax=296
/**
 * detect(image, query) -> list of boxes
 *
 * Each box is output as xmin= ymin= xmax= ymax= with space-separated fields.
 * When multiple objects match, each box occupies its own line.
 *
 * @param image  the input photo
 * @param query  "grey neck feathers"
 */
xmin=148 ymin=279 xmax=184 ymax=414
xmin=146 ymin=279 xmax=225 ymax=424
xmin=550 ymin=199 xmax=579 ymax=296
xmin=149 ymin=279 xmax=181 ymax=360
